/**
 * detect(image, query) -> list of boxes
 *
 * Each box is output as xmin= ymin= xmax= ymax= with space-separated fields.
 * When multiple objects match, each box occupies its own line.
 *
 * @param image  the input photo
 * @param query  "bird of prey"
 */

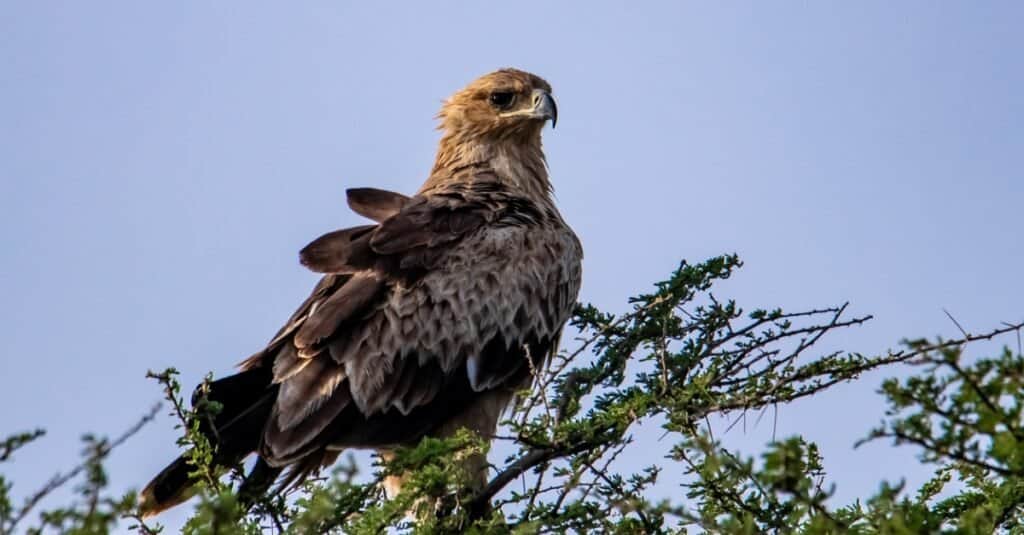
xmin=139 ymin=68 xmax=582 ymax=517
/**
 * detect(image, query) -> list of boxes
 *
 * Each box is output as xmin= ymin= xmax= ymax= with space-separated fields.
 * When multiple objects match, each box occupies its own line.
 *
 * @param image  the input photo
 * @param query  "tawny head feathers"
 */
xmin=437 ymin=68 xmax=556 ymax=143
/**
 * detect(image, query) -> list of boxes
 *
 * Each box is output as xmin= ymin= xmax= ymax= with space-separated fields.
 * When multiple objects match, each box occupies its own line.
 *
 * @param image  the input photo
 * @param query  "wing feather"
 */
xmin=299 ymin=225 xmax=376 ymax=274
xmin=293 ymin=273 xmax=384 ymax=350
xmin=369 ymin=197 xmax=491 ymax=255
xmin=238 ymin=274 xmax=348 ymax=371
xmin=346 ymin=188 xmax=409 ymax=222
xmin=264 ymin=387 xmax=351 ymax=462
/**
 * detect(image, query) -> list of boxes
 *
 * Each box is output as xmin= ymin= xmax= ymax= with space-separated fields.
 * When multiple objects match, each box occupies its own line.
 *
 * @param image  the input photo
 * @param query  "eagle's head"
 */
xmin=438 ymin=68 xmax=557 ymax=143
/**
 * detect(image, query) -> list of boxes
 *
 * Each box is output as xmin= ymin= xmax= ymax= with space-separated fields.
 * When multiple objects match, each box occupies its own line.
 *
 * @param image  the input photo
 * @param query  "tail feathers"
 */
xmin=138 ymin=456 xmax=196 ymax=518
xmin=139 ymin=368 xmax=277 ymax=517
xmin=140 ymin=456 xmax=286 ymax=518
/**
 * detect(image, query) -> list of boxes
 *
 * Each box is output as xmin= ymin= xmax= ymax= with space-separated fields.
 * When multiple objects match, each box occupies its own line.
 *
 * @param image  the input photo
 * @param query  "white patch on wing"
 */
xmin=467 ymin=353 xmax=483 ymax=391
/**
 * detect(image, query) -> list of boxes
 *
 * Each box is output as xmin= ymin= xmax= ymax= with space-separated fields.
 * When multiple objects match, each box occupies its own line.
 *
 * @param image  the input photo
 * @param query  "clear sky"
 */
xmin=2 ymin=2 xmax=1022 ymax=532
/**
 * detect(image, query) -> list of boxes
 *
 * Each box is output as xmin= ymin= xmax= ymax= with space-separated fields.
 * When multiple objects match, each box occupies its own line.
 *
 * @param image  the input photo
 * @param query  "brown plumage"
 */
xmin=139 ymin=68 xmax=582 ymax=516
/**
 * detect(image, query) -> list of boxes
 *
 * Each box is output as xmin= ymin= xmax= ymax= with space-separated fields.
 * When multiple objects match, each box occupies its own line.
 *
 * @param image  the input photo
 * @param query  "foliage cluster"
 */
xmin=2 ymin=255 xmax=1022 ymax=534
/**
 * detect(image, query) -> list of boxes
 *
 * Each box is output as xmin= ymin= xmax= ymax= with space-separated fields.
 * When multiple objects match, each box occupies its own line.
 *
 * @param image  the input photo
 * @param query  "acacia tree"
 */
xmin=2 ymin=255 xmax=1022 ymax=534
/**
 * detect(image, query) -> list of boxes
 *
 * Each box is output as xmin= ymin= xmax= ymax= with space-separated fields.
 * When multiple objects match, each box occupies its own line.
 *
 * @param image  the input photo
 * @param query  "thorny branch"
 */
xmin=467 ymin=255 xmax=1024 ymax=530
xmin=4 ymin=256 xmax=1022 ymax=533
xmin=1 ymin=403 xmax=161 ymax=535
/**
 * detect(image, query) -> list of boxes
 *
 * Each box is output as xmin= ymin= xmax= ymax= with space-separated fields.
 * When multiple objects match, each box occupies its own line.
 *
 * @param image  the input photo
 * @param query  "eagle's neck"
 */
xmin=424 ymin=134 xmax=552 ymax=201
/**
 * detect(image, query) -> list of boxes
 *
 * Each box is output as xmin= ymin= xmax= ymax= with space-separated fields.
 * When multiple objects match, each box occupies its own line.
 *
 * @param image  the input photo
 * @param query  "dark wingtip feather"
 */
xmin=346 ymin=188 xmax=409 ymax=223
xmin=299 ymin=225 xmax=376 ymax=273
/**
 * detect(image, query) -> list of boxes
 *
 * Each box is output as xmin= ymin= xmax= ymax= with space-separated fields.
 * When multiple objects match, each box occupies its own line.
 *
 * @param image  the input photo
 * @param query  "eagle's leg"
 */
xmin=377 ymin=387 xmax=515 ymax=506
xmin=377 ymin=450 xmax=409 ymax=500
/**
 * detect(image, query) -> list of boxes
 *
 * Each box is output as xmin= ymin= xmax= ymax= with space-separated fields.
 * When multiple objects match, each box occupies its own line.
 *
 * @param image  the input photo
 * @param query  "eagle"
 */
xmin=139 ymin=68 xmax=583 ymax=516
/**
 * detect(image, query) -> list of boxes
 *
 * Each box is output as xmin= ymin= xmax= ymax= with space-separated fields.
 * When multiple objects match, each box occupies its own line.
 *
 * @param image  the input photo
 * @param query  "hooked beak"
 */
xmin=531 ymin=88 xmax=558 ymax=128
xmin=500 ymin=89 xmax=558 ymax=128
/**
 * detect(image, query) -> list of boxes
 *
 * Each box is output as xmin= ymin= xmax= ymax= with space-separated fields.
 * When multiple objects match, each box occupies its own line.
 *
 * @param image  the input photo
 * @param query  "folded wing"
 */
xmin=253 ymin=179 xmax=576 ymax=470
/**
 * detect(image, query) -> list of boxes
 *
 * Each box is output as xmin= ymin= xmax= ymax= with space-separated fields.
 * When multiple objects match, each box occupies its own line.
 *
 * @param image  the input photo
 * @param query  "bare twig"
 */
xmin=943 ymin=308 xmax=970 ymax=338
xmin=4 ymin=403 xmax=161 ymax=534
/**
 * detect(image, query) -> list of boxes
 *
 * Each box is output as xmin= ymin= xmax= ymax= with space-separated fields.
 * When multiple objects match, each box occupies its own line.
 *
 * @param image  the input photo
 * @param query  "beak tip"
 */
xmin=527 ymin=89 xmax=558 ymax=130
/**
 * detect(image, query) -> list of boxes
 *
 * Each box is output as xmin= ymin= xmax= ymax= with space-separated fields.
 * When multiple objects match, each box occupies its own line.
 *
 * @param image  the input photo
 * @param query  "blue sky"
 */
xmin=2 ymin=2 xmax=1022 ymax=531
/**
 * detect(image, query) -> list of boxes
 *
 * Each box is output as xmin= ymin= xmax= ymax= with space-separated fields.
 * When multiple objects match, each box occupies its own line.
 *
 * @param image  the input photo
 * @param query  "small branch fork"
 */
xmin=2 ymin=403 xmax=162 ymax=535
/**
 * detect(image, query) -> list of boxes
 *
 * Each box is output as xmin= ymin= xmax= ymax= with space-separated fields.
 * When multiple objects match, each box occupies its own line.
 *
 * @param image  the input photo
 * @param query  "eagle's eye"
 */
xmin=489 ymin=91 xmax=516 ymax=110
